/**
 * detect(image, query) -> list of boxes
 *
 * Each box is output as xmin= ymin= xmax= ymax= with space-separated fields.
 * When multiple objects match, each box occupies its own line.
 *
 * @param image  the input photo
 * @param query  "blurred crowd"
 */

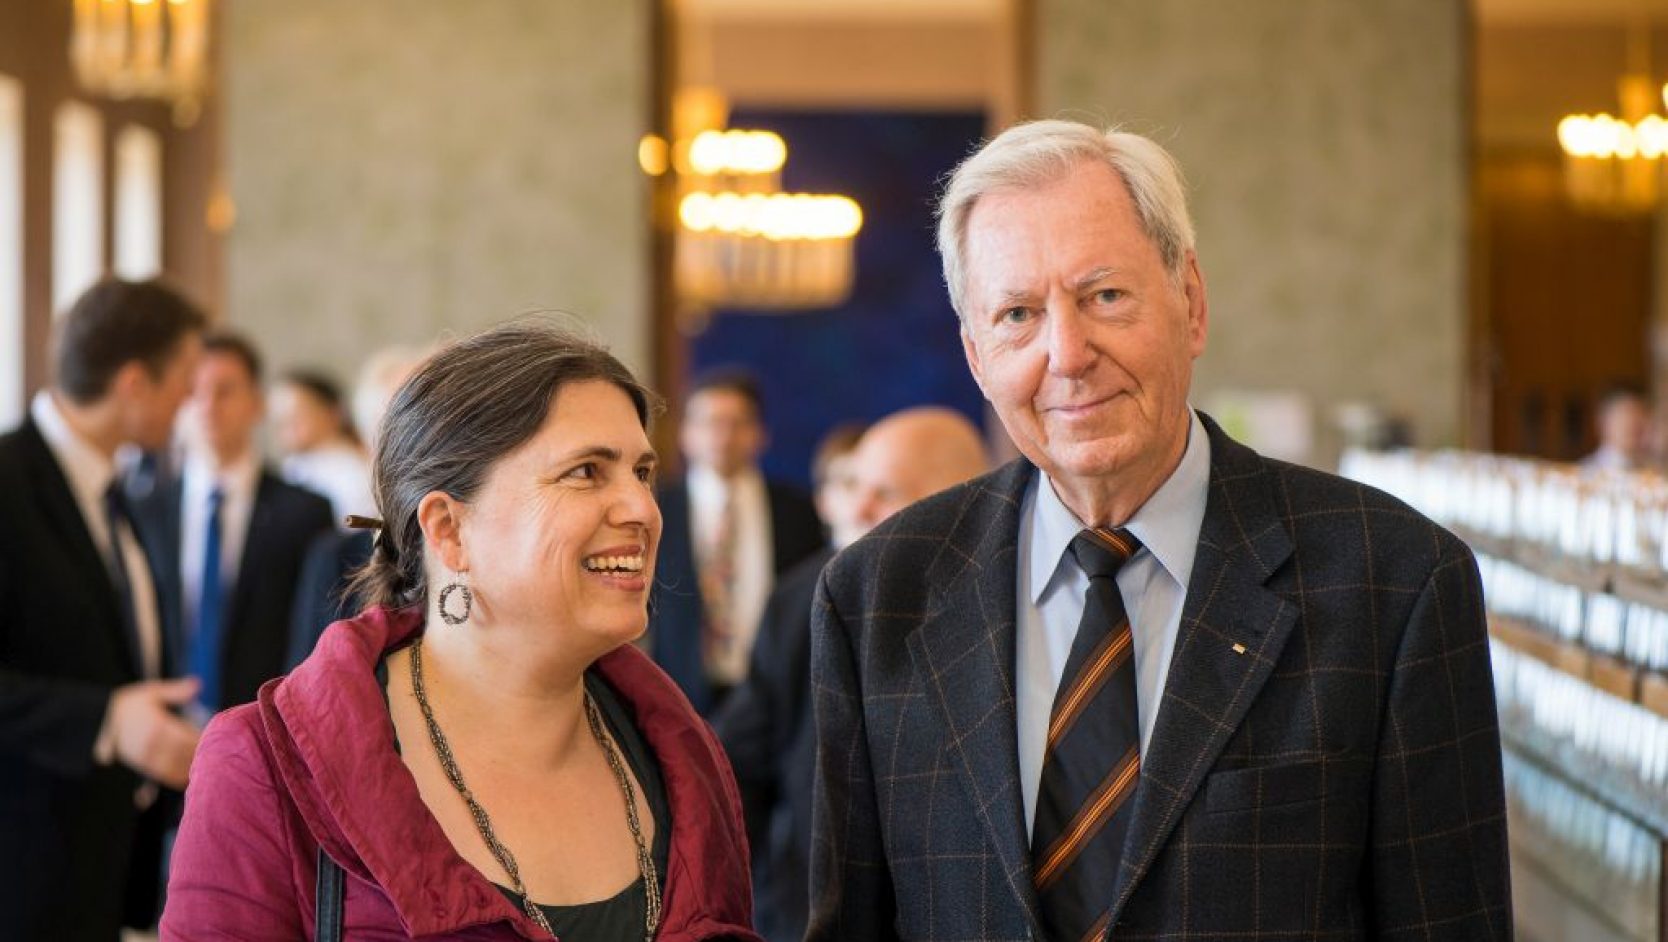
xmin=4 ymin=274 xmax=998 ymax=941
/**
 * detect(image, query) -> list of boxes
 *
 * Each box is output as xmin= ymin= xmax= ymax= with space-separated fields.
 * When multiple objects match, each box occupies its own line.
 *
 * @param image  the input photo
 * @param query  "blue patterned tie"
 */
xmin=191 ymin=487 xmax=225 ymax=713
xmin=1033 ymin=528 xmax=1143 ymax=942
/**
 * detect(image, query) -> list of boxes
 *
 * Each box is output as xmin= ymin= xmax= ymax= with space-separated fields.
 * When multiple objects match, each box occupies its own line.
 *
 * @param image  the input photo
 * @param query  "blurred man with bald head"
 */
xmin=716 ymin=409 xmax=987 ymax=942
xmin=810 ymin=121 xmax=1508 ymax=941
xmin=848 ymin=407 xmax=991 ymax=534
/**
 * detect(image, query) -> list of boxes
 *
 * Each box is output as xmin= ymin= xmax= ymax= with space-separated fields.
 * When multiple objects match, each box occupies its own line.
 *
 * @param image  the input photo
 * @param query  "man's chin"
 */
xmin=1028 ymin=438 xmax=1136 ymax=482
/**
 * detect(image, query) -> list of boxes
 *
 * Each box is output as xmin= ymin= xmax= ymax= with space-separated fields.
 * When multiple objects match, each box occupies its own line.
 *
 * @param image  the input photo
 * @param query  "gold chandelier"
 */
xmin=1555 ymin=25 xmax=1667 ymax=215
xmin=644 ymin=90 xmax=864 ymax=314
xmin=70 ymin=0 xmax=212 ymax=127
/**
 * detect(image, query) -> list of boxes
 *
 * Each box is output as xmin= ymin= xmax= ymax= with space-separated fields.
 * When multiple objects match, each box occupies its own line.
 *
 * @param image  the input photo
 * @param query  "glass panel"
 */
xmin=0 ymin=75 xmax=20 ymax=427
xmin=113 ymin=124 xmax=162 ymax=280
xmin=52 ymin=101 xmax=103 ymax=317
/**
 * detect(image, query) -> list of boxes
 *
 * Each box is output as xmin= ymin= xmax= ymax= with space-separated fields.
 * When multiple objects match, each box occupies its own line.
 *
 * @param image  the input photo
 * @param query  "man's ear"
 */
xmin=417 ymin=491 xmax=469 ymax=574
xmin=108 ymin=360 xmax=151 ymax=400
xmin=1182 ymin=250 xmax=1209 ymax=358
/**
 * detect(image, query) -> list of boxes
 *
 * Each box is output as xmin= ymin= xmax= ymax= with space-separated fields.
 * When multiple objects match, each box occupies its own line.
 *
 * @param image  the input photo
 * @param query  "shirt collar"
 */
xmin=688 ymin=463 xmax=761 ymax=506
xmin=184 ymin=447 xmax=261 ymax=505
xmin=1028 ymin=409 xmax=1212 ymax=604
xmin=30 ymin=389 xmax=117 ymax=507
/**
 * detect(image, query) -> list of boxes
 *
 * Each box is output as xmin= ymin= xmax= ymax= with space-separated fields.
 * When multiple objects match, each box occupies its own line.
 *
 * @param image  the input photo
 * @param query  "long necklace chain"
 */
xmin=409 ymin=638 xmax=662 ymax=940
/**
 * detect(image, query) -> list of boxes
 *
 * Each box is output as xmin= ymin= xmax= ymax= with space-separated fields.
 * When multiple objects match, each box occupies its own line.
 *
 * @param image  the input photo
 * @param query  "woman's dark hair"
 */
xmin=346 ymin=320 xmax=659 ymax=610
xmin=281 ymin=369 xmax=345 ymax=409
xmin=280 ymin=368 xmax=357 ymax=442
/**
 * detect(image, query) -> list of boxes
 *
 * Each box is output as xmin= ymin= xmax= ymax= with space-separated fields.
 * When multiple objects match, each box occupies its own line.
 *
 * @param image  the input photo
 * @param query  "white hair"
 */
xmin=935 ymin=120 xmax=1196 ymax=320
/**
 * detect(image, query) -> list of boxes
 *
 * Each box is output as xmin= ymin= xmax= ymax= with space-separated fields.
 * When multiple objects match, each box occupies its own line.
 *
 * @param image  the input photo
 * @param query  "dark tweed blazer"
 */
xmin=808 ymin=413 xmax=1510 ymax=941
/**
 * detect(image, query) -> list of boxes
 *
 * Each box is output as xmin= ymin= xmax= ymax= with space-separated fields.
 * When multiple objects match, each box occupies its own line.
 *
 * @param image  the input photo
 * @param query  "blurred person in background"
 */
xmin=0 ymin=278 xmax=205 ymax=941
xmin=650 ymin=370 xmax=822 ymax=714
xmin=1582 ymin=383 xmax=1653 ymax=473
xmin=712 ymin=420 xmax=863 ymax=942
xmin=271 ymin=368 xmax=374 ymax=525
xmin=131 ymin=332 xmax=333 ymax=723
xmin=716 ymin=409 xmax=986 ymax=942
xmin=286 ymin=346 xmax=430 ymax=667
xmin=163 ymin=322 xmax=758 ymax=941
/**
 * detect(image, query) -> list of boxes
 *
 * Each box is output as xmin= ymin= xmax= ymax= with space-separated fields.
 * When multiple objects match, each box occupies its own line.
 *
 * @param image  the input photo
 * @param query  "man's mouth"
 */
xmin=1048 ymin=393 xmax=1120 ymax=415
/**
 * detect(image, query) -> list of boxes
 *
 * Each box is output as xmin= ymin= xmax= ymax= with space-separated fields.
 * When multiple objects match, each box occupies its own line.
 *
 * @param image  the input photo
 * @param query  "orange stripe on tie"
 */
xmin=1091 ymin=527 xmax=1135 ymax=560
xmin=1033 ymin=747 xmax=1141 ymax=890
xmin=1077 ymin=911 xmax=1112 ymax=942
xmin=1046 ymin=624 xmax=1133 ymax=750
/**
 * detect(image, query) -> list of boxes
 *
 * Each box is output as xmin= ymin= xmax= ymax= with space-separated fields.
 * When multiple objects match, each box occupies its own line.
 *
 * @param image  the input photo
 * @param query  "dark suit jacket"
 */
xmin=285 ymin=528 xmax=376 ymax=670
xmin=0 ymin=420 xmax=175 ymax=940
xmin=132 ymin=469 xmax=334 ymax=711
xmin=713 ymin=546 xmax=831 ymax=942
xmin=809 ymin=414 xmax=1510 ymax=941
xmin=650 ymin=475 xmax=823 ymax=714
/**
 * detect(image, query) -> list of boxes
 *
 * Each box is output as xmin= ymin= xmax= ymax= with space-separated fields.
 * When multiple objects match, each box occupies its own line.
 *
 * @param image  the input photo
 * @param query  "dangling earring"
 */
xmin=437 ymin=578 xmax=473 ymax=626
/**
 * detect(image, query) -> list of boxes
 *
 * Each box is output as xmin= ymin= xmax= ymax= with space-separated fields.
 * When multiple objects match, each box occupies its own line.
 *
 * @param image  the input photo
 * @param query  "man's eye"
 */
xmin=635 ymin=465 xmax=655 ymax=484
xmin=1093 ymin=288 xmax=1122 ymax=305
xmin=566 ymin=463 xmax=596 ymax=481
xmin=999 ymin=306 xmax=1031 ymax=325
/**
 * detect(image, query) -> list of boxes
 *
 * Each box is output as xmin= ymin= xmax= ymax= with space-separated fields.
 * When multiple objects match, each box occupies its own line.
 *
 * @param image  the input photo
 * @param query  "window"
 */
xmin=113 ymin=124 xmax=162 ymax=280
xmin=0 ymin=75 xmax=21 ymax=427
xmin=52 ymin=101 xmax=104 ymax=317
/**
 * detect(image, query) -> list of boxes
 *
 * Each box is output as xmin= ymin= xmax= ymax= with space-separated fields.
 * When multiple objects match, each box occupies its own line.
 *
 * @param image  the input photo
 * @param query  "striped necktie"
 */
xmin=1033 ymin=527 xmax=1142 ymax=942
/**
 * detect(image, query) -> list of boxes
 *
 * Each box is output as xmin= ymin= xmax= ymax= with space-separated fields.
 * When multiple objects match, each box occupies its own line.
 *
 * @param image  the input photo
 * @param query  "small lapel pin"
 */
xmin=1231 ymin=643 xmax=1247 ymax=655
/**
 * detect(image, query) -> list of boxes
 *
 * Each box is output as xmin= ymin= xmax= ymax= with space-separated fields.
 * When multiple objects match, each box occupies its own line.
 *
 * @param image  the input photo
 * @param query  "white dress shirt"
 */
xmin=180 ymin=450 xmax=261 ymax=635
xmin=1016 ymin=409 xmax=1212 ymax=836
xmin=30 ymin=391 xmax=163 ymax=682
xmin=688 ymin=464 xmax=774 ymax=685
xmin=281 ymin=442 xmax=372 ymax=527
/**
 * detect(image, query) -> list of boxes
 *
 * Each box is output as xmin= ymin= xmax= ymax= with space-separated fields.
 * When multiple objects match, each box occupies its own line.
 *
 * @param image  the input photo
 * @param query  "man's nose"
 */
xmin=1045 ymin=301 xmax=1094 ymax=378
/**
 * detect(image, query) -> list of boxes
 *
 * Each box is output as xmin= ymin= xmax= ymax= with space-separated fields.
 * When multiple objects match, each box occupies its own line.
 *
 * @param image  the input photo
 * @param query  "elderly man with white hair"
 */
xmin=808 ymin=120 xmax=1510 ymax=941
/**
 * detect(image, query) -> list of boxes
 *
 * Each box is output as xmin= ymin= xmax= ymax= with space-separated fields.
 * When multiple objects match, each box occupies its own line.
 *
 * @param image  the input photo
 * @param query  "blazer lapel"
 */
xmin=904 ymin=460 xmax=1046 ymax=938
xmin=227 ymin=473 xmax=278 ymax=637
xmin=130 ymin=476 xmax=184 ymax=674
xmin=1108 ymin=415 xmax=1299 ymax=924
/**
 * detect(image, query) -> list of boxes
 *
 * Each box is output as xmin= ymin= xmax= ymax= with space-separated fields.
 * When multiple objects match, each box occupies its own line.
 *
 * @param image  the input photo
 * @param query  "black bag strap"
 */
xmin=315 ymin=848 xmax=344 ymax=942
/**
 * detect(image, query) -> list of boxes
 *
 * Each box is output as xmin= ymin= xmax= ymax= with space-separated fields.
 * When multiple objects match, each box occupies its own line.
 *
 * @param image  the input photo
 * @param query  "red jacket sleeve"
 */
xmin=160 ymin=705 xmax=309 ymax=940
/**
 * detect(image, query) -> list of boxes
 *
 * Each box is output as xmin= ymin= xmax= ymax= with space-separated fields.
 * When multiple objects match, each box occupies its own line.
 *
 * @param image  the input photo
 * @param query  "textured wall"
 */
xmin=1040 ymin=0 xmax=1466 ymax=458
xmin=224 ymin=1 xmax=650 ymax=379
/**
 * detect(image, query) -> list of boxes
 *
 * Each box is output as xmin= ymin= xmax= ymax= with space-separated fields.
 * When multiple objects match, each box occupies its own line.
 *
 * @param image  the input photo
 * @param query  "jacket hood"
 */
xmin=259 ymin=605 xmax=760 ymax=940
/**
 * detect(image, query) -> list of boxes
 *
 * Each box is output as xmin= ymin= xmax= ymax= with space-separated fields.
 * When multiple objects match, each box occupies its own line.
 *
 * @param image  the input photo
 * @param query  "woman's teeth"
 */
xmin=584 ymin=555 xmax=644 ymax=573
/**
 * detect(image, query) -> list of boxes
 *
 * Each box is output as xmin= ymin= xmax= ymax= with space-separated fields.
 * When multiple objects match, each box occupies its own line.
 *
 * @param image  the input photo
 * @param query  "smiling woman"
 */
xmin=160 ymin=321 xmax=763 ymax=942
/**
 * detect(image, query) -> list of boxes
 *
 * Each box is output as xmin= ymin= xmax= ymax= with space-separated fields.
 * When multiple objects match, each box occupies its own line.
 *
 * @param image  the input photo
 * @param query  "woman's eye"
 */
xmin=635 ymin=465 xmax=654 ymax=484
xmin=566 ymin=463 xmax=596 ymax=481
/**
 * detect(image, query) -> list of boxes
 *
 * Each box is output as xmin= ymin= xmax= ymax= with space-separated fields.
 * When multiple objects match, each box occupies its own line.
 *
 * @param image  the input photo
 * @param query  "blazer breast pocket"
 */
xmin=1204 ymin=758 xmax=1337 ymax=814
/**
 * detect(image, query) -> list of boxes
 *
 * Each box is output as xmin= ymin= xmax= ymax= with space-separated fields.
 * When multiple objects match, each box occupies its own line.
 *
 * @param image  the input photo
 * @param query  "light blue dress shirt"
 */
xmin=1016 ymin=409 xmax=1212 ymax=836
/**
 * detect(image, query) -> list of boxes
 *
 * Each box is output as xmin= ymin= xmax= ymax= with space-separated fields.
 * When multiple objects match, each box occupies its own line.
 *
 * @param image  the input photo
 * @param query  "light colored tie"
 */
xmin=700 ymin=490 xmax=738 ymax=678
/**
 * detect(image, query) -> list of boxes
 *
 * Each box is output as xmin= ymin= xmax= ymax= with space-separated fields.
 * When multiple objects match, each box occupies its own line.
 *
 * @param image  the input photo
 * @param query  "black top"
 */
xmin=376 ymin=654 xmax=672 ymax=940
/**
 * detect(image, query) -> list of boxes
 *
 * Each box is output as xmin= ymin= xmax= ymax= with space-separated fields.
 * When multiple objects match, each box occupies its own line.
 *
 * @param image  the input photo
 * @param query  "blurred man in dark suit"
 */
xmin=0 ymin=278 xmax=205 ymax=940
xmin=810 ymin=120 xmax=1510 ymax=941
xmin=717 ymin=410 xmax=987 ymax=941
xmin=131 ymin=332 xmax=333 ymax=719
xmin=651 ymin=370 xmax=822 ymax=713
